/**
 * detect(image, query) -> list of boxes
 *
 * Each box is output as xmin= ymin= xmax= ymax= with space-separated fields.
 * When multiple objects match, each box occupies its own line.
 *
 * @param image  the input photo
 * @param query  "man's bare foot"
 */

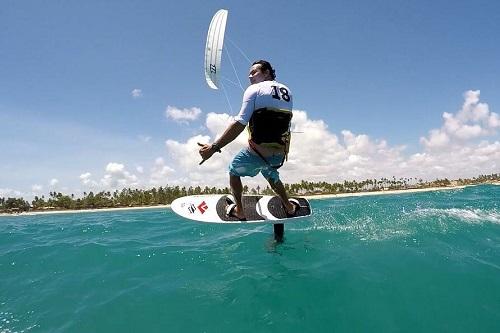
xmin=233 ymin=205 xmax=246 ymax=220
xmin=226 ymin=204 xmax=246 ymax=220
xmin=284 ymin=199 xmax=299 ymax=216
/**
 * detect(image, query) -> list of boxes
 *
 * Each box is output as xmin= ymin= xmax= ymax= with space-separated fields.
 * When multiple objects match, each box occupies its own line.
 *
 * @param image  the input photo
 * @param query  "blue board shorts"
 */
xmin=229 ymin=147 xmax=284 ymax=182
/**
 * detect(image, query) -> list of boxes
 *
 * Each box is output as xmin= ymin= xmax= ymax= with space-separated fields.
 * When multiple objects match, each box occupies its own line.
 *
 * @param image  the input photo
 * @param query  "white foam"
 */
xmin=414 ymin=208 xmax=500 ymax=224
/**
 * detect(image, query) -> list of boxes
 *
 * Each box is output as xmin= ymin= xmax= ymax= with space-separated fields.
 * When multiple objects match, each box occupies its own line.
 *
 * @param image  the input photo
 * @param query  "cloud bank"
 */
xmin=155 ymin=90 xmax=498 ymax=188
xmin=43 ymin=90 xmax=500 ymax=195
xmin=421 ymin=90 xmax=499 ymax=149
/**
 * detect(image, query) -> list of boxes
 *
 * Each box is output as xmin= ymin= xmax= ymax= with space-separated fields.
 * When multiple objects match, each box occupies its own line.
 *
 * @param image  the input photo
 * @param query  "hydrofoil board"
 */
xmin=171 ymin=194 xmax=311 ymax=224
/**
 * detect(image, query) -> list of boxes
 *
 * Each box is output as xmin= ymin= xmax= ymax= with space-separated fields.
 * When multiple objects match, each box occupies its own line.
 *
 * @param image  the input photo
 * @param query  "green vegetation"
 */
xmin=1 ymin=174 xmax=498 ymax=214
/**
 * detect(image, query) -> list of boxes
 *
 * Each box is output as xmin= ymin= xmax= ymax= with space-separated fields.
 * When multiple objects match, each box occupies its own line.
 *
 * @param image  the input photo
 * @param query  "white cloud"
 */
xmin=106 ymin=163 xmax=124 ymax=173
xmin=160 ymin=110 xmax=406 ymax=186
xmin=131 ymin=89 xmax=143 ymax=98
xmin=283 ymin=113 xmax=408 ymax=181
xmin=0 ymin=188 xmax=23 ymax=198
xmin=80 ymin=172 xmax=91 ymax=182
xmin=79 ymin=165 xmax=140 ymax=190
xmin=405 ymin=140 xmax=500 ymax=180
xmin=100 ymin=163 xmax=139 ymax=189
xmin=163 ymin=112 xmax=249 ymax=187
xmin=32 ymin=184 xmax=43 ymax=192
xmin=160 ymin=91 xmax=499 ymax=186
xmin=49 ymin=178 xmax=59 ymax=187
xmin=421 ymin=90 xmax=499 ymax=149
xmin=420 ymin=129 xmax=450 ymax=149
xmin=80 ymin=172 xmax=98 ymax=188
xmin=206 ymin=112 xmax=236 ymax=136
xmin=25 ymin=90 xmax=497 ymax=197
xmin=149 ymin=157 xmax=176 ymax=185
xmin=165 ymin=106 xmax=202 ymax=124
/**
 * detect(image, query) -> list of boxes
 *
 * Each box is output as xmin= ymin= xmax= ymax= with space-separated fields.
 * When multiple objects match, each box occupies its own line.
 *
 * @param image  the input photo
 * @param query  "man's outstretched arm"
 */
xmin=198 ymin=121 xmax=246 ymax=163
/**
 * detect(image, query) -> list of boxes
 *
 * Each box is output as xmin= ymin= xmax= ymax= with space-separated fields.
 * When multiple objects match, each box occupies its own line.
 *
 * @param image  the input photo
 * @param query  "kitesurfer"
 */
xmin=198 ymin=60 xmax=297 ymax=240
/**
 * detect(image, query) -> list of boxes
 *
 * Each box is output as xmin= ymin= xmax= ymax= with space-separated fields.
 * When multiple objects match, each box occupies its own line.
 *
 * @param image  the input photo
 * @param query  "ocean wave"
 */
xmin=289 ymin=212 xmax=413 ymax=242
xmin=289 ymin=205 xmax=500 ymax=242
xmin=413 ymin=208 xmax=500 ymax=225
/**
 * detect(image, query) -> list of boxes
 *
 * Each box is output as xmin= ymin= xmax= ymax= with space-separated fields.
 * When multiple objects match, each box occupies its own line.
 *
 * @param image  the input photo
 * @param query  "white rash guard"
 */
xmin=234 ymin=80 xmax=293 ymax=125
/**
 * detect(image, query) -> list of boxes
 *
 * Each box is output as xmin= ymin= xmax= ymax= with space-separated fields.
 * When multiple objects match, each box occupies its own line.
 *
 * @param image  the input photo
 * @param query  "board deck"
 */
xmin=171 ymin=194 xmax=311 ymax=224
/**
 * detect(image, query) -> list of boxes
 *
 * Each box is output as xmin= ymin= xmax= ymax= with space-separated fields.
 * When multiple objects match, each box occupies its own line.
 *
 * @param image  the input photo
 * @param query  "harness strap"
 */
xmin=248 ymin=140 xmax=285 ymax=169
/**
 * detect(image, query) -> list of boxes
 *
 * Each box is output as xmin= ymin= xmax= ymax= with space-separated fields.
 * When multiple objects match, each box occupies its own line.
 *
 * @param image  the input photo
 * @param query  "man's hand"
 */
xmin=197 ymin=121 xmax=245 ymax=165
xmin=198 ymin=142 xmax=219 ymax=165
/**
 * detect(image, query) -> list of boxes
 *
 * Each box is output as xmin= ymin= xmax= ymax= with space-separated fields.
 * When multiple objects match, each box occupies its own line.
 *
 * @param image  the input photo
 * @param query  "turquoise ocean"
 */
xmin=1 ymin=185 xmax=499 ymax=332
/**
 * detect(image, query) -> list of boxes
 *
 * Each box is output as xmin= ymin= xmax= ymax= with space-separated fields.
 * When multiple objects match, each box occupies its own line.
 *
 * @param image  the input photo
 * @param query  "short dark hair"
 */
xmin=252 ymin=60 xmax=276 ymax=80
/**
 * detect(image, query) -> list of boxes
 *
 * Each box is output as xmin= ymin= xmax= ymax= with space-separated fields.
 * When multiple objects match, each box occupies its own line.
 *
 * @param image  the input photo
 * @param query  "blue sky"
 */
xmin=1 ymin=0 xmax=499 ymax=198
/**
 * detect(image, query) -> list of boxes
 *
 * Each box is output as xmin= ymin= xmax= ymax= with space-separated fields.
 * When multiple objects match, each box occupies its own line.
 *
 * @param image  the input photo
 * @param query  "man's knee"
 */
xmin=266 ymin=177 xmax=281 ymax=189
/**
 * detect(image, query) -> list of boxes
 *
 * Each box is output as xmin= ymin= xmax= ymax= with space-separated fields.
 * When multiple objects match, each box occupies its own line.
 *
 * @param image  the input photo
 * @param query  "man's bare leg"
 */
xmin=229 ymin=174 xmax=246 ymax=219
xmin=267 ymin=178 xmax=295 ymax=214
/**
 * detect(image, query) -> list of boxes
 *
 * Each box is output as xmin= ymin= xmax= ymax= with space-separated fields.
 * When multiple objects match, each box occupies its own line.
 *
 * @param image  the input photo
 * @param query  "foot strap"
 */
xmin=225 ymin=203 xmax=237 ymax=217
xmin=287 ymin=198 xmax=300 ymax=217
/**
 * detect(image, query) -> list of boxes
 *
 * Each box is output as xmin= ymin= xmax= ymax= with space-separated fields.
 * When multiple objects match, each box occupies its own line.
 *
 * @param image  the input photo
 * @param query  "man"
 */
xmin=198 ymin=60 xmax=297 ymax=238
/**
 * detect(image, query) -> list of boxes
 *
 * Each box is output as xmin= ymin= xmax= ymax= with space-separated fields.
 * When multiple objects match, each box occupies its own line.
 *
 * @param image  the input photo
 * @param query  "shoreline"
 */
xmin=0 ymin=204 xmax=171 ymax=217
xmin=0 ymin=184 xmax=485 ymax=217
xmin=303 ymin=184 xmax=470 ymax=200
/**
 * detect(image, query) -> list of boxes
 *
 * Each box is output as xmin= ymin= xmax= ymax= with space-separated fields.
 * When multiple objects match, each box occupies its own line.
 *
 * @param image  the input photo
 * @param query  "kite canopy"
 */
xmin=204 ymin=9 xmax=228 ymax=90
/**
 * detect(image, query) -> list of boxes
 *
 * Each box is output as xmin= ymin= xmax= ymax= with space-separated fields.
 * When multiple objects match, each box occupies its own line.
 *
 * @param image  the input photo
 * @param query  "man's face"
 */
xmin=248 ymin=64 xmax=269 ymax=85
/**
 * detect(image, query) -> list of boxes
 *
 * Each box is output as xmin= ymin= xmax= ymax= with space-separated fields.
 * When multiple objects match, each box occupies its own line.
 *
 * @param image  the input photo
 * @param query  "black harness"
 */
xmin=248 ymin=108 xmax=293 ymax=169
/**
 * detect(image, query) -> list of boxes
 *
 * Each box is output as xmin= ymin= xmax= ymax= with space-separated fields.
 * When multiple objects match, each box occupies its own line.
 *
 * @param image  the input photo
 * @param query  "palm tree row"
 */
xmin=1 ymin=173 xmax=498 ymax=213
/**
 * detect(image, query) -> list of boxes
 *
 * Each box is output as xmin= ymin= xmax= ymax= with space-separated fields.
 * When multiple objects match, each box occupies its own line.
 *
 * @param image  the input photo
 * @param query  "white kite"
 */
xmin=204 ymin=9 xmax=228 ymax=90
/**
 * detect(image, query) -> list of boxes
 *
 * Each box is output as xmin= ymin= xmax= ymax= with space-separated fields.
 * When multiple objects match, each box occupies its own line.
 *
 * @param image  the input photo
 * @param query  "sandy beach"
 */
xmin=0 ymin=204 xmax=171 ymax=217
xmin=0 ymin=184 xmax=480 ymax=217
xmin=303 ymin=185 xmax=470 ymax=200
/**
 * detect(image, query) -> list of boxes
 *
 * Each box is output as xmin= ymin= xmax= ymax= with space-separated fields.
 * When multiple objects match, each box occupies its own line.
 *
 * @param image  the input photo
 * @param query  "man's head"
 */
xmin=248 ymin=60 xmax=276 ymax=84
